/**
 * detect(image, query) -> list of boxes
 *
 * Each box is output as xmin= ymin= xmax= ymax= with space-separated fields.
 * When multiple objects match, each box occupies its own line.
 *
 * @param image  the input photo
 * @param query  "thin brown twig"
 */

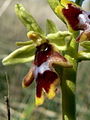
xmin=5 ymin=72 xmax=10 ymax=120
xmin=5 ymin=96 xmax=10 ymax=120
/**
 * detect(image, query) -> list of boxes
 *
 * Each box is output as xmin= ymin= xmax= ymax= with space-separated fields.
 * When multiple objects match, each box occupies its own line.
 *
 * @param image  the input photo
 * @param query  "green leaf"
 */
xmin=75 ymin=0 xmax=84 ymax=6
xmin=47 ymin=0 xmax=60 ymax=17
xmin=80 ymin=41 xmax=90 ymax=51
xmin=2 ymin=44 xmax=35 ymax=65
xmin=47 ymin=31 xmax=72 ymax=51
xmin=78 ymin=51 xmax=90 ymax=60
xmin=46 ymin=19 xmax=58 ymax=34
xmin=15 ymin=4 xmax=44 ymax=34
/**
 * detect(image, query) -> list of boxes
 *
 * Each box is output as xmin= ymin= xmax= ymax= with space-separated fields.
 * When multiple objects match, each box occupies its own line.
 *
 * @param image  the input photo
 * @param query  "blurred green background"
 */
xmin=0 ymin=0 xmax=90 ymax=120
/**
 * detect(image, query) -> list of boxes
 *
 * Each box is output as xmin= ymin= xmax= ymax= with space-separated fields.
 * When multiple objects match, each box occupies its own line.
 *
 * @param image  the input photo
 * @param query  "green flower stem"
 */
xmin=62 ymin=68 xmax=77 ymax=120
xmin=61 ymin=33 xmax=79 ymax=120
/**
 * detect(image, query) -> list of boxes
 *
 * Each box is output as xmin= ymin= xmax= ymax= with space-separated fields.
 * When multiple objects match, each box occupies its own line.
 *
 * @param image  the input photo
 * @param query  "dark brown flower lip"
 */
xmin=62 ymin=3 xmax=90 ymax=31
xmin=36 ymin=70 xmax=58 ymax=98
xmin=62 ymin=3 xmax=83 ymax=31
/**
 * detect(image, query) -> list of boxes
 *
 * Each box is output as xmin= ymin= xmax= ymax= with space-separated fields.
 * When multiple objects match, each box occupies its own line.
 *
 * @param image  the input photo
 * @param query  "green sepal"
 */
xmin=46 ymin=19 xmax=58 ymax=34
xmin=47 ymin=0 xmax=60 ymax=18
xmin=78 ymin=51 xmax=90 ymax=61
xmin=47 ymin=31 xmax=72 ymax=51
xmin=2 ymin=44 xmax=35 ymax=65
xmin=80 ymin=41 xmax=90 ymax=51
xmin=48 ymin=0 xmax=60 ymax=11
xmin=15 ymin=4 xmax=44 ymax=34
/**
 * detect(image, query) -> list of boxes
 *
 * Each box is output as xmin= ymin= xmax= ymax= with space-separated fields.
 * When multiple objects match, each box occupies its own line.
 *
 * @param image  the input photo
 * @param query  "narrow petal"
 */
xmin=16 ymin=40 xmax=33 ymax=46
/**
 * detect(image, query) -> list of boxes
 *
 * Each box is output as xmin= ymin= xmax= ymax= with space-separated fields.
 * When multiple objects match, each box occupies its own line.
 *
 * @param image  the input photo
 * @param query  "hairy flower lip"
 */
xmin=62 ymin=3 xmax=83 ymax=31
xmin=22 ymin=42 xmax=72 ymax=105
xmin=63 ymin=4 xmax=80 ymax=30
